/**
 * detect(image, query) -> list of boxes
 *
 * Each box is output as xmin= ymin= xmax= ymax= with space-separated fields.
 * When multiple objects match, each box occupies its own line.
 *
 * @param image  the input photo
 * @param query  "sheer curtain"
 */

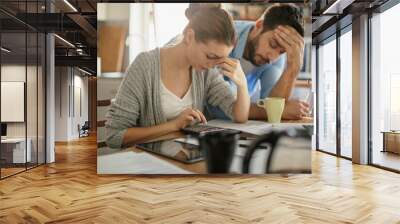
xmin=340 ymin=30 xmax=352 ymax=158
xmin=129 ymin=3 xmax=154 ymax=63
xmin=153 ymin=3 xmax=188 ymax=47
xmin=154 ymin=3 xmax=189 ymax=47
xmin=129 ymin=3 xmax=189 ymax=63
xmin=318 ymin=38 xmax=337 ymax=154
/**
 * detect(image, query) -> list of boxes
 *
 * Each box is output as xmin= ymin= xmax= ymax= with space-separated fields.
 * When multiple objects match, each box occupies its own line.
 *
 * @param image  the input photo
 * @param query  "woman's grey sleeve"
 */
xmin=205 ymin=69 xmax=236 ymax=120
xmin=105 ymin=57 xmax=145 ymax=148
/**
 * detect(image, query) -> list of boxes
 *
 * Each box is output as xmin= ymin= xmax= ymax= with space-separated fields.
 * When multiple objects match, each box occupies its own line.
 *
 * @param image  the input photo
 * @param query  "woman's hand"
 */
xmin=122 ymin=108 xmax=206 ymax=146
xmin=215 ymin=58 xmax=250 ymax=123
xmin=217 ymin=58 xmax=247 ymax=88
xmin=170 ymin=108 xmax=207 ymax=130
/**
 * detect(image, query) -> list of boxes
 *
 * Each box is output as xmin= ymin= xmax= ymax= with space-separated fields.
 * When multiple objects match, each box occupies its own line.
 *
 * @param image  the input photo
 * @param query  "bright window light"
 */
xmin=153 ymin=3 xmax=188 ymax=47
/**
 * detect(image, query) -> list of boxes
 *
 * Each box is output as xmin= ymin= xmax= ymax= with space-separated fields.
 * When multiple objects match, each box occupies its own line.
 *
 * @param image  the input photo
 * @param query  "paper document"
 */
xmin=207 ymin=119 xmax=273 ymax=136
xmin=97 ymin=148 xmax=193 ymax=174
xmin=206 ymin=119 xmax=312 ymax=135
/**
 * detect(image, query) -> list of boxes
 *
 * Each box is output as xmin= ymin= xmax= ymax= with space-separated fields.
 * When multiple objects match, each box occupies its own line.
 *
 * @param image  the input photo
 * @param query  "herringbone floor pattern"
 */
xmin=1 ymin=135 xmax=400 ymax=223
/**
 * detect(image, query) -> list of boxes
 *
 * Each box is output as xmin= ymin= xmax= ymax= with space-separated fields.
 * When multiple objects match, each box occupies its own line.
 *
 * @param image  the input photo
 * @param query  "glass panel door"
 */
xmin=1 ymin=31 xmax=28 ymax=177
xmin=339 ymin=29 xmax=352 ymax=158
xmin=318 ymin=37 xmax=337 ymax=154
xmin=371 ymin=3 xmax=400 ymax=171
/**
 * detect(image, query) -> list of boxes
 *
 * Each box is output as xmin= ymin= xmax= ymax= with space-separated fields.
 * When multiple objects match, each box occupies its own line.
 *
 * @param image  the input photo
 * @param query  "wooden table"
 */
xmin=282 ymin=117 xmax=313 ymax=124
xmin=97 ymin=119 xmax=313 ymax=174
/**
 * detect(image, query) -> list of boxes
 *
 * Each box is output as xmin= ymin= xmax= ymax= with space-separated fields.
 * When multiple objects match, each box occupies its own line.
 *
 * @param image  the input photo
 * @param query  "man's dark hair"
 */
xmin=262 ymin=4 xmax=304 ymax=37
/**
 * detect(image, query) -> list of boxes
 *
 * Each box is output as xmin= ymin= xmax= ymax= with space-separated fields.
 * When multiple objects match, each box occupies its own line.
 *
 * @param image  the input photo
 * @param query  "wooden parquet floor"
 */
xmin=1 ymin=135 xmax=400 ymax=223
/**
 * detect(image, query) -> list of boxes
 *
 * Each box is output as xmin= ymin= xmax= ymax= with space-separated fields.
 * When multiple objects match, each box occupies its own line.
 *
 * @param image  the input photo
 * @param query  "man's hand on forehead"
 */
xmin=281 ymin=25 xmax=302 ymax=37
xmin=277 ymin=26 xmax=303 ymax=43
xmin=273 ymin=25 xmax=304 ymax=74
xmin=274 ymin=25 xmax=304 ymax=48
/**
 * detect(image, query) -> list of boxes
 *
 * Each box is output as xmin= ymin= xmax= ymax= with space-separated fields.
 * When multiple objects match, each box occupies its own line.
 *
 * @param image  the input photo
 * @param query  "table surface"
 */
xmin=381 ymin=131 xmax=400 ymax=134
xmin=282 ymin=117 xmax=313 ymax=123
xmin=97 ymin=118 xmax=313 ymax=174
xmin=1 ymin=138 xmax=29 ymax=143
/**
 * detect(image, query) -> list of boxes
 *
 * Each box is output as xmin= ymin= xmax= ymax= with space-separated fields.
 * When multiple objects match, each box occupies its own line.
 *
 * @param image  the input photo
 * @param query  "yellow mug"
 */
xmin=257 ymin=97 xmax=285 ymax=123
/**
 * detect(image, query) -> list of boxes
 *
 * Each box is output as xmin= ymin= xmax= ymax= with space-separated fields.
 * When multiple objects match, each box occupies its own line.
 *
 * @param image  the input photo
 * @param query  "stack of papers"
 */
xmin=173 ymin=137 xmax=266 ymax=157
xmin=97 ymin=148 xmax=192 ymax=174
xmin=206 ymin=119 xmax=273 ymax=135
xmin=206 ymin=119 xmax=312 ymax=136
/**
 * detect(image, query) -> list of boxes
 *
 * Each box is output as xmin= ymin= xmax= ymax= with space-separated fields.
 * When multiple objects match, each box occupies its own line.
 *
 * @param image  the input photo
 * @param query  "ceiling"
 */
xmin=0 ymin=0 xmax=98 ymax=74
xmin=311 ymin=0 xmax=391 ymax=43
xmin=2 ymin=0 xmax=397 ymax=73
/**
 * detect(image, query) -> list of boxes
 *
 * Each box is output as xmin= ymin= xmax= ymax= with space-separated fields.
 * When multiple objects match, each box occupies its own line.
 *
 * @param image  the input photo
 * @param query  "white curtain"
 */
xmin=129 ymin=3 xmax=154 ymax=63
xmin=153 ymin=3 xmax=188 ymax=47
xmin=129 ymin=3 xmax=188 ymax=62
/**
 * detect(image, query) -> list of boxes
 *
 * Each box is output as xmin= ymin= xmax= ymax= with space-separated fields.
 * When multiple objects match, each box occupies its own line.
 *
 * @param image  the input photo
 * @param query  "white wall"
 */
xmin=54 ymin=67 xmax=89 ymax=141
xmin=55 ymin=67 xmax=69 ymax=141
xmin=72 ymin=74 xmax=89 ymax=138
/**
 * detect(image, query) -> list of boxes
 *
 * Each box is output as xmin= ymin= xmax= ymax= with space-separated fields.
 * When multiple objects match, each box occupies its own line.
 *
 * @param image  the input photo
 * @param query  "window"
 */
xmin=129 ymin=3 xmax=188 ymax=62
xmin=317 ymin=37 xmax=337 ymax=154
xmin=0 ymin=1 xmax=46 ymax=179
xmin=153 ymin=3 xmax=188 ymax=47
xmin=339 ymin=28 xmax=352 ymax=158
xmin=371 ymin=2 xmax=400 ymax=171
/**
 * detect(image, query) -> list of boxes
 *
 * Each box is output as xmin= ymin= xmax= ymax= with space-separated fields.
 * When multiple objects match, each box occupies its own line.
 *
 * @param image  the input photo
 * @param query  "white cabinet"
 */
xmin=1 ymin=138 xmax=32 ymax=163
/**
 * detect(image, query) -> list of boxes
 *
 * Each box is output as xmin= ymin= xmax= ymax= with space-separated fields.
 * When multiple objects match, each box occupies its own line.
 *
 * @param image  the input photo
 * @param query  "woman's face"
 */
xmin=184 ymin=30 xmax=233 ymax=71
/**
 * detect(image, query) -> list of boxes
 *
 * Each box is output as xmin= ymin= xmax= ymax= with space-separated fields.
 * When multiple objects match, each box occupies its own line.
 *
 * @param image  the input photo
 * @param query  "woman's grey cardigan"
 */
xmin=105 ymin=48 xmax=236 ymax=148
